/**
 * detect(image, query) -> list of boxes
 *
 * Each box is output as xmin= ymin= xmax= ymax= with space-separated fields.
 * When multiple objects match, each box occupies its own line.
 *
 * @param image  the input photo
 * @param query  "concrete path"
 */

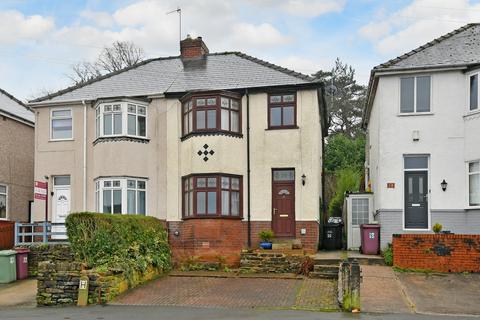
xmin=361 ymin=265 xmax=413 ymax=314
xmin=397 ymin=272 xmax=480 ymax=316
xmin=0 ymin=279 xmax=37 ymax=308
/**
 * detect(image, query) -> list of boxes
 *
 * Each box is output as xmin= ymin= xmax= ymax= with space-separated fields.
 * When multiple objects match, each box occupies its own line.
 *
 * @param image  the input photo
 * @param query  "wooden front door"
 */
xmin=272 ymin=169 xmax=295 ymax=237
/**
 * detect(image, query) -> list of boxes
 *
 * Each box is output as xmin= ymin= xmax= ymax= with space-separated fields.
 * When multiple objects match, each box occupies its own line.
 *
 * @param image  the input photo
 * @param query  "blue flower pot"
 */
xmin=260 ymin=242 xmax=272 ymax=250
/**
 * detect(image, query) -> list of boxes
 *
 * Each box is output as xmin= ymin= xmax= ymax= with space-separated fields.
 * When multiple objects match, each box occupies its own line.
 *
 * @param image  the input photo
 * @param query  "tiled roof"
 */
xmin=31 ymin=52 xmax=316 ymax=104
xmin=375 ymin=23 xmax=480 ymax=71
xmin=0 ymin=88 xmax=34 ymax=123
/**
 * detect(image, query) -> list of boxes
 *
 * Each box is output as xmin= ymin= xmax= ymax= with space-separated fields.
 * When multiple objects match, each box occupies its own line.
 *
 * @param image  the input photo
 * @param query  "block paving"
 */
xmin=112 ymin=276 xmax=338 ymax=311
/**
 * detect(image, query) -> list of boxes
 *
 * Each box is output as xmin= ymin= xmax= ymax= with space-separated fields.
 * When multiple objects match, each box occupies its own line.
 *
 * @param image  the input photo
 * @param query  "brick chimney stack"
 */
xmin=180 ymin=35 xmax=209 ymax=59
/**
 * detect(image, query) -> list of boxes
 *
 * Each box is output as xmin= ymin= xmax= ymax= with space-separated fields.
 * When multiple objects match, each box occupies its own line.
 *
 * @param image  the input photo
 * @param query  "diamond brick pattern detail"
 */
xmin=198 ymin=144 xmax=215 ymax=162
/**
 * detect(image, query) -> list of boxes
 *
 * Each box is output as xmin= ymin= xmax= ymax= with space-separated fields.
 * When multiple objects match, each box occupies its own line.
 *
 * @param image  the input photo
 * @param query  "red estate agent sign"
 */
xmin=34 ymin=181 xmax=48 ymax=200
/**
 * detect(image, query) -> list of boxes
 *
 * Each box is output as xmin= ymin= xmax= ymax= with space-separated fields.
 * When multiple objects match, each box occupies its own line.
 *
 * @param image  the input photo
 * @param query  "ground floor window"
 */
xmin=95 ymin=177 xmax=146 ymax=215
xmin=0 ymin=185 xmax=7 ymax=219
xmin=469 ymin=161 xmax=480 ymax=207
xmin=183 ymin=174 xmax=242 ymax=218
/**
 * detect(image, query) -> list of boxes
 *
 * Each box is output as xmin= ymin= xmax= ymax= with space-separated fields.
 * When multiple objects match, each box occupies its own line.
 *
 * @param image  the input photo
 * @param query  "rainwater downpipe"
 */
xmin=82 ymin=100 xmax=87 ymax=211
xmin=245 ymin=89 xmax=251 ymax=248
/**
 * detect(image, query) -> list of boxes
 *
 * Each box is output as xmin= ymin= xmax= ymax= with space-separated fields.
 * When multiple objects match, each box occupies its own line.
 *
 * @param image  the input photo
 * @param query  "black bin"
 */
xmin=323 ymin=217 xmax=343 ymax=250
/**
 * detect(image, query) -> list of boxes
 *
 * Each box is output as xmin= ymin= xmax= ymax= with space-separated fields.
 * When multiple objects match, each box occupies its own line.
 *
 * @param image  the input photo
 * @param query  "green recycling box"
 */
xmin=0 ymin=250 xmax=17 ymax=283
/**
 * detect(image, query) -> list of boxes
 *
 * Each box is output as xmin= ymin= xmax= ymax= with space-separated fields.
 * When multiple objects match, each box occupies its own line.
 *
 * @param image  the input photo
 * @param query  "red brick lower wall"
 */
xmin=168 ymin=219 xmax=319 ymax=266
xmin=392 ymin=234 xmax=480 ymax=273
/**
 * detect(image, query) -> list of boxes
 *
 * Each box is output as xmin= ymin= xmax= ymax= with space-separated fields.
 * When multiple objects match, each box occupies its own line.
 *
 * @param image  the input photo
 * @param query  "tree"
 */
xmin=68 ymin=41 xmax=145 ymax=85
xmin=324 ymin=133 xmax=365 ymax=174
xmin=313 ymin=58 xmax=366 ymax=138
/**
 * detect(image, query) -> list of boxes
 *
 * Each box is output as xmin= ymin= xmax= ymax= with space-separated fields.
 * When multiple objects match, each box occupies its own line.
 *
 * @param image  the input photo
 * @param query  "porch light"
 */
xmin=441 ymin=179 xmax=447 ymax=191
xmin=301 ymin=174 xmax=306 ymax=186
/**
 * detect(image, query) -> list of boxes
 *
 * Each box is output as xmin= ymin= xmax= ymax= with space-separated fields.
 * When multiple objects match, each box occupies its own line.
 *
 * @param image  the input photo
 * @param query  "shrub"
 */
xmin=432 ymin=223 xmax=443 ymax=233
xmin=259 ymin=230 xmax=274 ymax=242
xmin=297 ymin=256 xmax=315 ymax=276
xmin=66 ymin=213 xmax=171 ymax=281
xmin=383 ymin=244 xmax=393 ymax=266
xmin=328 ymin=168 xmax=361 ymax=216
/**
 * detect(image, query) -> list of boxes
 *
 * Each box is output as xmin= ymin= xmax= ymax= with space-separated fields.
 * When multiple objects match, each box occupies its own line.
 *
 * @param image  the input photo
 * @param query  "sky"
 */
xmin=1 ymin=0 xmax=480 ymax=101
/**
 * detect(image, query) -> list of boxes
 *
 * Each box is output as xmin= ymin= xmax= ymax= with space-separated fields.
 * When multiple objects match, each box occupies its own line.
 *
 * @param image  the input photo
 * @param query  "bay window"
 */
xmin=468 ymin=161 xmax=480 ymax=207
xmin=183 ymin=174 xmax=242 ymax=218
xmin=95 ymin=101 xmax=147 ymax=139
xmin=181 ymin=93 xmax=241 ymax=137
xmin=95 ymin=177 xmax=146 ymax=215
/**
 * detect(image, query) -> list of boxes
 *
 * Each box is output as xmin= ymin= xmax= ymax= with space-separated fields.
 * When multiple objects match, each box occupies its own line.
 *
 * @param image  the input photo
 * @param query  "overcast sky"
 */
xmin=1 ymin=0 xmax=479 ymax=101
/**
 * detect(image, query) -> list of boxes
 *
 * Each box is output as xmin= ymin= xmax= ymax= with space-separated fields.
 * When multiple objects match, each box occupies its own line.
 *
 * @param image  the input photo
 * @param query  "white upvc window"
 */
xmin=95 ymin=177 xmax=147 ymax=215
xmin=400 ymin=76 xmax=431 ymax=113
xmin=0 ymin=185 xmax=7 ymax=219
xmin=95 ymin=101 xmax=147 ymax=139
xmin=469 ymin=73 xmax=479 ymax=111
xmin=468 ymin=161 xmax=480 ymax=207
xmin=51 ymin=109 xmax=73 ymax=140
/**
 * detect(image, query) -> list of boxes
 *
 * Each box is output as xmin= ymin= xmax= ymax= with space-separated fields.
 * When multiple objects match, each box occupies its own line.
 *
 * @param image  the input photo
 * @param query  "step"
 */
xmin=308 ymin=271 xmax=338 ymax=279
xmin=313 ymin=264 xmax=339 ymax=273
xmin=313 ymin=258 xmax=341 ymax=265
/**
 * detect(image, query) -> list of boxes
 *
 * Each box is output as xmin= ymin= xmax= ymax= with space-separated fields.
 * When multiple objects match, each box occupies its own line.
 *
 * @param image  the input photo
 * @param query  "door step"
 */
xmin=271 ymin=239 xmax=303 ymax=250
xmin=309 ymin=264 xmax=339 ymax=279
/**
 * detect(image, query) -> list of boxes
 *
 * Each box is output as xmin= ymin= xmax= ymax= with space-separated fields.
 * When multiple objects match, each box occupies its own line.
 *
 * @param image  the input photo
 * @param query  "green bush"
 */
xmin=383 ymin=244 xmax=393 ymax=266
xmin=328 ymin=168 xmax=361 ymax=216
xmin=432 ymin=222 xmax=443 ymax=233
xmin=259 ymin=230 xmax=274 ymax=242
xmin=66 ymin=213 xmax=171 ymax=280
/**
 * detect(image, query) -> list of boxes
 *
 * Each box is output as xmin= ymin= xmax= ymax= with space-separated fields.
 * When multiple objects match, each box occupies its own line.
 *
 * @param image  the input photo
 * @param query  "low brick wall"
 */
xmin=393 ymin=234 xmax=480 ymax=273
xmin=37 ymin=260 xmax=163 ymax=306
xmin=239 ymin=250 xmax=304 ymax=273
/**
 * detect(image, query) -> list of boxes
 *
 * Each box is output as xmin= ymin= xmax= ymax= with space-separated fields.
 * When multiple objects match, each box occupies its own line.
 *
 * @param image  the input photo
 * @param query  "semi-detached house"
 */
xmin=29 ymin=36 xmax=328 ymax=262
xmin=364 ymin=24 xmax=480 ymax=248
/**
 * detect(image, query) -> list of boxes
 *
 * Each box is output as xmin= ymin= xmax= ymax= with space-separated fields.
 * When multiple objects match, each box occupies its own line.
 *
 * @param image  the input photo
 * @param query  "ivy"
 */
xmin=65 ymin=213 xmax=171 ymax=282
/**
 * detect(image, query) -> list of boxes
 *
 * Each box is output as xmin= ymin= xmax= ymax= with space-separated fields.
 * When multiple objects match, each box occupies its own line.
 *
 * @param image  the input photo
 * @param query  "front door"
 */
xmin=52 ymin=176 xmax=71 ymax=239
xmin=272 ymin=169 xmax=295 ymax=237
xmin=404 ymin=171 xmax=428 ymax=229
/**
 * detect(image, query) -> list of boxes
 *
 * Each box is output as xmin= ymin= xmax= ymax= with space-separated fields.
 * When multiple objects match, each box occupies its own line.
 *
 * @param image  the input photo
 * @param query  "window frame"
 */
xmin=182 ymin=173 xmax=243 ymax=219
xmin=0 ymin=184 xmax=7 ymax=220
xmin=399 ymin=75 xmax=432 ymax=115
xmin=468 ymin=73 xmax=479 ymax=113
xmin=180 ymin=92 xmax=242 ymax=138
xmin=95 ymin=177 xmax=147 ymax=215
xmin=467 ymin=160 xmax=480 ymax=209
xmin=50 ymin=108 xmax=73 ymax=141
xmin=267 ymin=92 xmax=297 ymax=129
xmin=95 ymin=100 xmax=148 ymax=140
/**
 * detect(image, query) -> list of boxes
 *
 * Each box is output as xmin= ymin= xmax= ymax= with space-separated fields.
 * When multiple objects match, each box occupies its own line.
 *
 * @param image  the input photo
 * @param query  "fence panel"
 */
xmin=0 ymin=220 xmax=14 ymax=249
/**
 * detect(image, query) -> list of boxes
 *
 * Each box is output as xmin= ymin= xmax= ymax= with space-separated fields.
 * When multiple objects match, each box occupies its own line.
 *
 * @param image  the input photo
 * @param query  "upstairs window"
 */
xmin=95 ymin=101 xmax=147 ymax=139
xmin=51 ymin=109 xmax=73 ymax=140
xmin=400 ymin=76 xmax=431 ymax=113
xmin=181 ymin=93 xmax=241 ymax=137
xmin=268 ymin=93 xmax=296 ymax=129
xmin=469 ymin=74 xmax=478 ymax=111
xmin=182 ymin=174 xmax=242 ymax=218
xmin=0 ymin=185 xmax=7 ymax=219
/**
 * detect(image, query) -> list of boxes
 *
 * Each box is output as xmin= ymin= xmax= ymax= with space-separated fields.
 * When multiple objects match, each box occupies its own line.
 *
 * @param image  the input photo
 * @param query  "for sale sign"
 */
xmin=34 ymin=181 xmax=47 ymax=200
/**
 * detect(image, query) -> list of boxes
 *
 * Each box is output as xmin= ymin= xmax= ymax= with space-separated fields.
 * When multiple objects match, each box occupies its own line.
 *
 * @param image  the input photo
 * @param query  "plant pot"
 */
xmin=260 ymin=242 xmax=272 ymax=250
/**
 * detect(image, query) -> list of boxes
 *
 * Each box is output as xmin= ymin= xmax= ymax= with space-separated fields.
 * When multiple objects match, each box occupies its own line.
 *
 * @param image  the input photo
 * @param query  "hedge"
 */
xmin=65 ymin=213 xmax=171 ymax=280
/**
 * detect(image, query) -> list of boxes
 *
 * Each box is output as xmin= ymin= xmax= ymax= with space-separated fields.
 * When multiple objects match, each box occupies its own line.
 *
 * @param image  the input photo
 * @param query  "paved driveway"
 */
xmin=0 ymin=279 xmax=36 ymax=308
xmin=112 ymin=275 xmax=338 ymax=311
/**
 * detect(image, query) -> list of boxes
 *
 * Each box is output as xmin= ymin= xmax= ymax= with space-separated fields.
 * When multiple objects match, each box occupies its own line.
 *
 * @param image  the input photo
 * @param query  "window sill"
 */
xmin=397 ymin=112 xmax=433 ymax=117
xmin=93 ymin=136 xmax=150 ymax=145
xmin=49 ymin=138 xmax=74 ymax=142
xmin=181 ymin=131 xmax=243 ymax=141
xmin=182 ymin=216 xmax=243 ymax=221
xmin=465 ymin=206 xmax=480 ymax=211
xmin=265 ymin=125 xmax=299 ymax=131
xmin=464 ymin=109 xmax=480 ymax=119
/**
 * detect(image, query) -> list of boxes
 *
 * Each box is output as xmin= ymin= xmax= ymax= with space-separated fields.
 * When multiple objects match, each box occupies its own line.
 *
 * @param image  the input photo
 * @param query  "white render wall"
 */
xmin=367 ymin=69 xmax=480 ymax=248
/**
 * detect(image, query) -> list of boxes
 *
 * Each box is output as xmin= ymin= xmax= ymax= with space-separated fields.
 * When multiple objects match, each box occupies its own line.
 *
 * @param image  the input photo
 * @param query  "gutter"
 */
xmin=82 ymin=100 xmax=87 ymax=211
xmin=245 ymin=89 xmax=251 ymax=248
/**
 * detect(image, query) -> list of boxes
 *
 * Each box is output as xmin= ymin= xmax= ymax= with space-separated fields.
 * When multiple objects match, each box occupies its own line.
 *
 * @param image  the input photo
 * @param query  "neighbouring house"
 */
xmin=29 ymin=36 xmax=328 ymax=262
xmin=363 ymin=23 xmax=480 ymax=249
xmin=0 ymin=88 xmax=35 ymax=222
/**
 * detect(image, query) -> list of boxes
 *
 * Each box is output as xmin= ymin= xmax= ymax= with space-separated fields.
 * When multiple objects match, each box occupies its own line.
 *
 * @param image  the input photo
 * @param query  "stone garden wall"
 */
xmin=239 ymin=250 xmax=304 ymax=273
xmin=393 ymin=234 xmax=480 ymax=273
xmin=17 ymin=244 xmax=74 ymax=277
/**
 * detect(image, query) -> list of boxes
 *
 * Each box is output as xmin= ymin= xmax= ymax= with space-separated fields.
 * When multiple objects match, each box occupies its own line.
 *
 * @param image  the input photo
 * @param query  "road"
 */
xmin=0 ymin=305 xmax=478 ymax=320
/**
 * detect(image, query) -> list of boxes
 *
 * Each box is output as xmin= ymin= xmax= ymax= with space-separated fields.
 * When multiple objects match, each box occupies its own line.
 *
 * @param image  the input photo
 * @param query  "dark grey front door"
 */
xmin=404 ymin=171 xmax=428 ymax=229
